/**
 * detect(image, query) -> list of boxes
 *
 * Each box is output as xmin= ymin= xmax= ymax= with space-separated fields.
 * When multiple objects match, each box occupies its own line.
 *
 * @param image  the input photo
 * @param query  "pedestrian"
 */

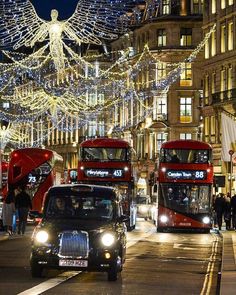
xmin=231 ymin=194 xmax=236 ymax=230
xmin=211 ymin=194 xmax=217 ymax=227
xmin=214 ymin=193 xmax=225 ymax=230
xmin=2 ymin=189 xmax=16 ymax=235
xmin=15 ymin=186 xmax=32 ymax=235
xmin=224 ymin=194 xmax=231 ymax=230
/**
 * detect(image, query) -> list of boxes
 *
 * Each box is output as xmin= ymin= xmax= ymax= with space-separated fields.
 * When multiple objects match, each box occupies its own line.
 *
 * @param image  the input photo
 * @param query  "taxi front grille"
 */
xmin=58 ymin=231 xmax=89 ymax=258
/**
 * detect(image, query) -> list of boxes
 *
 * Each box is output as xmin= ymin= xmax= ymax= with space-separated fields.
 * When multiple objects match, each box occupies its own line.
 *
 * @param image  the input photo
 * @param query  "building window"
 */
xmin=211 ymin=0 xmax=216 ymax=14
xmin=157 ymin=96 xmax=167 ymax=118
xmin=156 ymin=62 xmax=166 ymax=80
xmin=162 ymin=0 xmax=170 ymax=14
xmin=192 ymin=0 xmax=203 ymax=14
xmin=180 ymin=28 xmax=192 ymax=46
xmin=220 ymin=69 xmax=226 ymax=100
xmin=211 ymin=30 xmax=216 ymax=56
xmin=180 ymin=133 xmax=192 ymax=140
xmin=228 ymin=22 xmax=233 ymax=51
xmin=88 ymin=93 xmax=97 ymax=106
xmin=180 ymin=97 xmax=192 ymax=123
xmin=157 ymin=133 xmax=167 ymax=151
xmin=180 ymin=63 xmax=192 ymax=86
xmin=221 ymin=24 xmax=226 ymax=53
xmin=157 ymin=29 xmax=166 ymax=47
xmin=205 ymin=75 xmax=209 ymax=100
xmin=211 ymin=72 xmax=216 ymax=94
xmin=88 ymin=121 xmax=97 ymax=137
xmin=205 ymin=37 xmax=209 ymax=59
xmin=228 ymin=66 xmax=233 ymax=90
xmin=229 ymin=0 xmax=234 ymax=5
xmin=221 ymin=0 xmax=226 ymax=9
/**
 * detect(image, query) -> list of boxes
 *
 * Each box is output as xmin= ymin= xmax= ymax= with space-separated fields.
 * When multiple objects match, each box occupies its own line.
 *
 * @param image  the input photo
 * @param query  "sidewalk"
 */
xmin=220 ymin=230 xmax=236 ymax=295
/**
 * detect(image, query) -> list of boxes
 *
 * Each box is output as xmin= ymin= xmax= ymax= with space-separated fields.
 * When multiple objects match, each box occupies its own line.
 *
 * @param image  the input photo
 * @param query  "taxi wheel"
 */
xmin=31 ymin=261 xmax=43 ymax=278
xmin=107 ymin=264 xmax=118 ymax=281
xmin=107 ymin=261 xmax=118 ymax=281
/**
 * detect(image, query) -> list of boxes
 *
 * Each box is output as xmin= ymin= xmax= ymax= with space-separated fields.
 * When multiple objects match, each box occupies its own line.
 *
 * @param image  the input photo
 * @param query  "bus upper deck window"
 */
xmin=13 ymin=166 xmax=22 ymax=178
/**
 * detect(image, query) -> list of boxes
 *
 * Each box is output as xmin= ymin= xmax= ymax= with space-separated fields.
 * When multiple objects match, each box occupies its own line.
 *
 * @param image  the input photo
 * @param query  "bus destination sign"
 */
xmin=166 ymin=170 xmax=206 ymax=180
xmin=85 ymin=168 xmax=124 ymax=178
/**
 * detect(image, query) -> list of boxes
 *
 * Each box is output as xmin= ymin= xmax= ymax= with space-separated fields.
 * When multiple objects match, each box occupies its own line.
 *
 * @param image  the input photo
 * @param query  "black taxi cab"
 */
xmin=30 ymin=184 xmax=129 ymax=281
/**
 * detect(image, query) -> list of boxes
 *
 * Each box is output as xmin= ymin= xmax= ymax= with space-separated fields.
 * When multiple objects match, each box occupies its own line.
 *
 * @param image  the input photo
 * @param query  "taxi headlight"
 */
xmin=101 ymin=233 xmax=115 ymax=247
xmin=202 ymin=216 xmax=210 ymax=224
xmin=35 ymin=230 xmax=49 ymax=243
xmin=159 ymin=215 xmax=168 ymax=223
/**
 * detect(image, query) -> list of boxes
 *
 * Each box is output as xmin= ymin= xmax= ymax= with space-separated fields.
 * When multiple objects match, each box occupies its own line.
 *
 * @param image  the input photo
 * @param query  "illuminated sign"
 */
xmin=166 ymin=170 xmax=206 ymax=180
xmin=85 ymin=169 xmax=124 ymax=178
xmin=28 ymin=174 xmax=37 ymax=183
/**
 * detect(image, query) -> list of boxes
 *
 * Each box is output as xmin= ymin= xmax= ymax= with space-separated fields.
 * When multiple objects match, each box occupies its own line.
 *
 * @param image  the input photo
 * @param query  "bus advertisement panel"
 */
xmin=156 ymin=140 xmax=213 ymax=232
xmin=77 ymin=138 xmax=137 ymax=230
xmin=7 ymin=148 xmax=64 ymax=213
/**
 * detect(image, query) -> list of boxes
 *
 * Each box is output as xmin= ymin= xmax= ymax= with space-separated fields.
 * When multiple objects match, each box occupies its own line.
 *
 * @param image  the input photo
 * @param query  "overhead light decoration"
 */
xmin=0 ymin=123 xmax=29 ymax=149
xmin=0 ymin=0 xmax=134 ymax=72
xmin=0 ymin=0 xmax=216 ymax=143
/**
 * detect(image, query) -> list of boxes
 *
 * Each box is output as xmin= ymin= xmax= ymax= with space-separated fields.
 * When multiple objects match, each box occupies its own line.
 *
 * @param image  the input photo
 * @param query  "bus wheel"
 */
xmin=30 ymin=260 xmax=43 ymax=278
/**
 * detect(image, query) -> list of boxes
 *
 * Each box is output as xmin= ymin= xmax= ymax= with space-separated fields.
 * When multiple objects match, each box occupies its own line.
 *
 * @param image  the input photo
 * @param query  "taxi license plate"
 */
xmin=59 ymin=259 xmax=88 ymax=267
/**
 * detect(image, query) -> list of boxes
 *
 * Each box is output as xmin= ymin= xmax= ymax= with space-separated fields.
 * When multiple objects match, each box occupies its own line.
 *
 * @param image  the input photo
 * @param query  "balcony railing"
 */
xmin=211 ymin=88 xmax=236 ymax=105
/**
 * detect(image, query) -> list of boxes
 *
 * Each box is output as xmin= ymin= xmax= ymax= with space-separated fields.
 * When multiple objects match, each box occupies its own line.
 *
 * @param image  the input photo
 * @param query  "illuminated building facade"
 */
xmin=202 ymin=0 xmax=236 ymax=194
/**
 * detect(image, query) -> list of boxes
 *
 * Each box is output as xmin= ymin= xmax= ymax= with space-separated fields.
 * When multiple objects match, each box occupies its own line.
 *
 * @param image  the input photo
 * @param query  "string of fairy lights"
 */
xmin=0 ymin=0 xmax=216 ymax=148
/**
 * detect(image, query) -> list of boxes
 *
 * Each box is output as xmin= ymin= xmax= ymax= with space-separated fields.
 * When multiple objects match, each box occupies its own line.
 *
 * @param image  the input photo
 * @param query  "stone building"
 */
xmin=202 ymin=0 xmax=236 ymax=194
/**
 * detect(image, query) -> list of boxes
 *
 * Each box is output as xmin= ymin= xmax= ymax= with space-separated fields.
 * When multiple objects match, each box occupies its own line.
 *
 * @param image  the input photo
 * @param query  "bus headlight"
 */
xmin=159 ymin=215 xmax=168 ymax=223
xmin=124 ymin=166 xmax=129 ymax=171
xmin=101 ymin=233 xmax=115 ymax=247
xmin=139 ymin=205 xmax=148 ymax=213
xmin=35 ymin=230 xmax=49 ymax=243
xmin=202 ymin=216 xmax=210 ymax=224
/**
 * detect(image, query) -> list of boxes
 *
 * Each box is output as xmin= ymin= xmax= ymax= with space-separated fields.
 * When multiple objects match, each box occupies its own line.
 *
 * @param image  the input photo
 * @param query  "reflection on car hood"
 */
xmin=40 ymin=218 xmax=116 ymax=232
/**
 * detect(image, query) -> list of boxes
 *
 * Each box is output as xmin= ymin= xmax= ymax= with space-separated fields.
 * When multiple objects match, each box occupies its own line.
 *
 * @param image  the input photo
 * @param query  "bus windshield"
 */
xmin=159 ymin=183 xmax=211 ymax=214
xmin=81 ymin=147 xmax=127 ymax=161
xmin=160 ymin=148 xmax=211 ymax=164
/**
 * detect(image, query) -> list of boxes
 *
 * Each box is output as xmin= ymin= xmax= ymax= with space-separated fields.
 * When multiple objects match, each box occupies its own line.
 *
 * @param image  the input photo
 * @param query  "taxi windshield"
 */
xmin=45 ymin=194 xmax=115 ymax=221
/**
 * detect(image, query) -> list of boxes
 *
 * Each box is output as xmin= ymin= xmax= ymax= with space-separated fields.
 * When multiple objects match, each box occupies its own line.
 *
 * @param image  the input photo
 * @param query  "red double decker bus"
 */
xmin=7 ymin=148 xmax=64 ymax=213
xmin=78 ymin=138 xmax=137 ymax=230
xmin=156 ymin=140 xmax=213 ymax=232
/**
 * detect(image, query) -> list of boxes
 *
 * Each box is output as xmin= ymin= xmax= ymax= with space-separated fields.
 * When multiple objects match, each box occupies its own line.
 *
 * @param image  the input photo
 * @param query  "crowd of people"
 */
xmin=2 ymin=186 xmax=32 ymax=235
xmin=213 ymin=193 xmax=236 ymax=230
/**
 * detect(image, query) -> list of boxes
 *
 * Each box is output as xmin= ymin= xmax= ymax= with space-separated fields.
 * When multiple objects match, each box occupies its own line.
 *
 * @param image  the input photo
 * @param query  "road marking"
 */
xmin=232 ymin=234 xmax=236 ymax=264
xmin=173 ymin=243 xmax=197 ymax=250
xmin=17 ymin=271 xmax=81 ymax=295
xmin=200 ymin=234 xmax=220 ymax=295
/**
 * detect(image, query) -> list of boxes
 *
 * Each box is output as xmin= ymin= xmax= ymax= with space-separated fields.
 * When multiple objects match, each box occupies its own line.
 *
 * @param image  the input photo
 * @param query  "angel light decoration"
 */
xmin=0 ymin=0 xmax=130 ymax=71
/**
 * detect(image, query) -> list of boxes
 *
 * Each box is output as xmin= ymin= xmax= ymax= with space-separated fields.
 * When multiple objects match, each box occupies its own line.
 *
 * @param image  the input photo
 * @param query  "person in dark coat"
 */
xmin=224 ymin=194 xmax=231 ymax=230
xmin=231 ymin=194 xmax=236 ymax=230
xmin=214 ymin=193 xmax=225 ymax=230
xmin=2 ymin=189 xmax=16 ymax=235
xmin=15 ymin=186 xmax=32 ymax=235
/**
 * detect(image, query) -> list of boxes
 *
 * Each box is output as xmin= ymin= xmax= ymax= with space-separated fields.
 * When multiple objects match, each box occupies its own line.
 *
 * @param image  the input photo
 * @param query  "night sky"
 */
xmin=31 ymin=0 xmax=79 ymax=20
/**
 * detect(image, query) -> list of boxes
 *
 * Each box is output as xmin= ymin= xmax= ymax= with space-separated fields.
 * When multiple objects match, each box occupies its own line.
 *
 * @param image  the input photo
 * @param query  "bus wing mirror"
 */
xmin=118 ymin=214 xmax=130 ymax=223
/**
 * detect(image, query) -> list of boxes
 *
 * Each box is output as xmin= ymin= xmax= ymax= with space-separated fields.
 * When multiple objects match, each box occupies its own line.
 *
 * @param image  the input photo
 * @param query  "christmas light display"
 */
xmin=0 ymin=0 xmax=133 ymax=71
xmin=0 ymin=11 xmax=216 ymax=146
